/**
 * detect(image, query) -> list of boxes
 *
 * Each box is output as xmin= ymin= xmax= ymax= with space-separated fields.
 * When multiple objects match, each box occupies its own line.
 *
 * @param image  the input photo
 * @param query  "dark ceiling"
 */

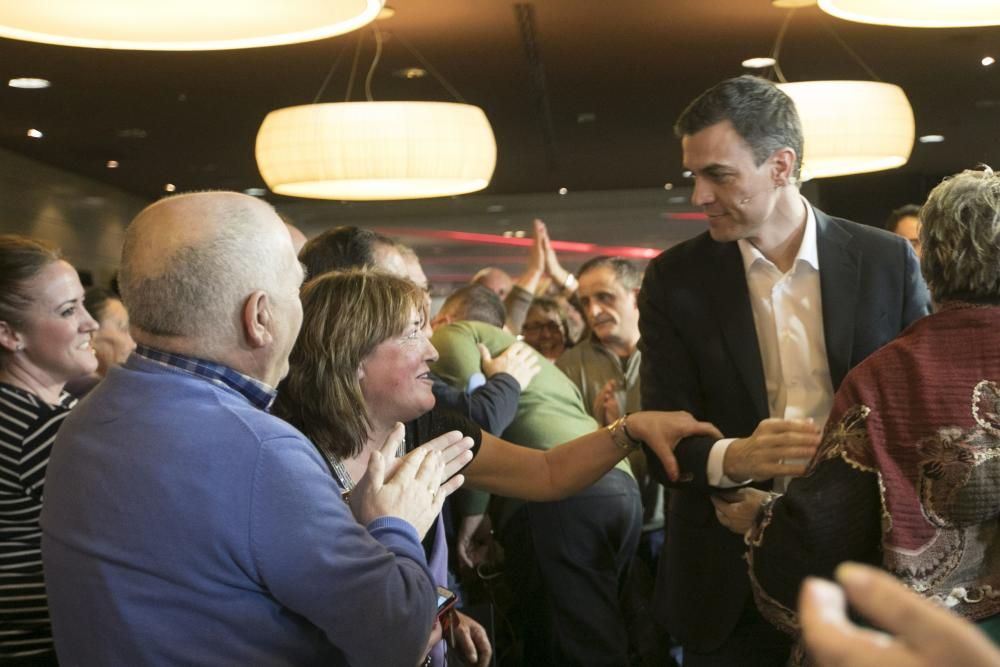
xmin=0 ymin=0 xmax=998 ymax=275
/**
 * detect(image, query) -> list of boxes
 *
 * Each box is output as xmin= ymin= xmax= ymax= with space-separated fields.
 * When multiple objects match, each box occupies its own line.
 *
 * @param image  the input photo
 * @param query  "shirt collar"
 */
xmin=738 ymin=197 xmax=819 ymax=274
xmin=133 ymin=344 xmax=277 ymax=411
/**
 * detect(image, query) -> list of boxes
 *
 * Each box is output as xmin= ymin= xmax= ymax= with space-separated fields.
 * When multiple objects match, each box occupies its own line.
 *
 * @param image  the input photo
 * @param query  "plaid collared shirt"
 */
xmin=134 ymin=344 xmax=277 ymax=412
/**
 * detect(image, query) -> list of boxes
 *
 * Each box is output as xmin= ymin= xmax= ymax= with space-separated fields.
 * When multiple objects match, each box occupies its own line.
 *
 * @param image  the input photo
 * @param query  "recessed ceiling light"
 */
xmin=513 ymin=230 xmax=526 ymax=238
xmin=116 ymin=128 xmax=148 ymax=139
xmin=682 ymin=170 xmax=693 ymax=179
xmin=668 ymin=195 xmax=686 ymax=204
xmin=918 ymin=134 xmax=945 ymax=143
xmin=393 ymin=67 xmax=427 ymax=79
xmin=164 ymin=183 xmax=177 ymax=192
xmin=106 ymin=160 xmax=119 ymax=168
xmin=558 ymin=187 xmax=568 ymax=195
xmin=26 ymin=128 xmax=43 ymax=138
xmin=486 ymin=204 xmax=505 ymax=213
xmin=983 ymin=56 xmax=996 ymax=67
xmin=502 ymin=231 xmax=514 ymax=238
xmin=576 ymin=112 xmax=597 ymax=124
xmin=8 ymin=77 xmax=50 ymax=89
xmin=663 ymin=183 xmax=674 ymax=190
xmin=243 ymin=187 xmax=267 ymax=196
xmin=742 ymin=57 xmax=776 ymax=69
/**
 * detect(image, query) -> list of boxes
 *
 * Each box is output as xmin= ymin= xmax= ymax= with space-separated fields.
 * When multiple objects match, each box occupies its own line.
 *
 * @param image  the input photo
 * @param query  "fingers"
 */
xmin=389 ymin=446 xmax=432 ymax=484
xmin=688 ymin=418 xmax=724 ymax=440
xmin=378 ymin=422 xmax=406 ymax=460
xmin=366 ymin=449 xmax=386 ymax=495
xmin=799 ymin=577 xmax=861 ymax=667
xmin=430 ymin=474 xmax=465 ymax=518
xmin=477 ymin=343 xmax=493 ymax=363
xmin=757 ymin=417 xmax=822 ymax=436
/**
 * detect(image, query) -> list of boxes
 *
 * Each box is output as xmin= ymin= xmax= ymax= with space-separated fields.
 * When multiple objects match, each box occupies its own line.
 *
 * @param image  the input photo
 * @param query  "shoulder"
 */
xmin=816 ymin=208 xmax=909 ymax=253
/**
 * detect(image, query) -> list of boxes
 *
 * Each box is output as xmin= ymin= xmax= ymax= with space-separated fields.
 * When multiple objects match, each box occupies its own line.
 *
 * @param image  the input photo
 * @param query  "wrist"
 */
xmin=607 ymin=414 xmax=641 ymax=453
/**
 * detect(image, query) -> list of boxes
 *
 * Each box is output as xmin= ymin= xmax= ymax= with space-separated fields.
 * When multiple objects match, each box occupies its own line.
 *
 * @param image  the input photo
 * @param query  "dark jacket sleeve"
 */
xmin=638 ymin=256 xmax=720 ymax=489
xmin=431 ymin=373 xmax=521 ymax=437
xmin=901 ymin=242 xmax=932 ymax=328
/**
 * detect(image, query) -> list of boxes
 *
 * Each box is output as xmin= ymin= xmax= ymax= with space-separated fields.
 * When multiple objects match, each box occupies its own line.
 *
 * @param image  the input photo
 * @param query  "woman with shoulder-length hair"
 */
xmin=0 ymin=235 xmax=98 ymax=664
xmin=275 ymin=269 xmax=719 ymax=667
xmin=742 ymin=166 xmax=1000 ymax=659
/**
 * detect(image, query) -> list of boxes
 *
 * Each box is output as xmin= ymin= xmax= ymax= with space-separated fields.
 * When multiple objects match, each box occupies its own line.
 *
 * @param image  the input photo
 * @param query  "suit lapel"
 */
xmin=815 ymin=209 xmax=859 ymax=389
xmin=709 ymin=242 xmax=769 ymax=420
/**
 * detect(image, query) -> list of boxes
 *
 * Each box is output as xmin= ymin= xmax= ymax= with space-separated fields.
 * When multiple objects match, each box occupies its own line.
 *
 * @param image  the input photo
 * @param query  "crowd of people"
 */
xmin=1 ymin=74 xmax=999 ymax=667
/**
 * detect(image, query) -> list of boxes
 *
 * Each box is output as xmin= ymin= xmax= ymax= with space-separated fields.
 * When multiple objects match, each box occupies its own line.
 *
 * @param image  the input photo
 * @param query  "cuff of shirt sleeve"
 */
xmin=366 ymin=516 xmax=424 ymax=557
xmin=707 ymin=438 xmax=751 ymax=488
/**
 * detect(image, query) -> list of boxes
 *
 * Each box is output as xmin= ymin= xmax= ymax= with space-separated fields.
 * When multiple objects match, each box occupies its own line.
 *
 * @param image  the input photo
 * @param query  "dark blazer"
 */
xmin=637 ymin=207 xmax=930 ymax=652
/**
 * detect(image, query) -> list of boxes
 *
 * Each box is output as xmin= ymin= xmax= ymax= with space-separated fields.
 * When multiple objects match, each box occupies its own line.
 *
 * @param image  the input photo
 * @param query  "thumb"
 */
xmin=477 ymin=343 xmax=493 ymax=363
xmin=367 ymin=450 xmax=385 ymax=494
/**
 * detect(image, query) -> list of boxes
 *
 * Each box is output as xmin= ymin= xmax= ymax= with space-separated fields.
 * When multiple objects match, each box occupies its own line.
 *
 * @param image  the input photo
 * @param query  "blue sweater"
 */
xmin=41 ymin=355 xmax=436 ymax=666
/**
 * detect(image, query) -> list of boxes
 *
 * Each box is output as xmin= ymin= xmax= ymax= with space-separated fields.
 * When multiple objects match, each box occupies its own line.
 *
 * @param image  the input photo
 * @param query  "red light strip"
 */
xmin=375 ymin=227 xmax=662 ymax=260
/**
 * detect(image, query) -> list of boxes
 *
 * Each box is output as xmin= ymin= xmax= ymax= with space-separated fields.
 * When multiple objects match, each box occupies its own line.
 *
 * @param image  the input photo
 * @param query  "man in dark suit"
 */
xmin=638 ymin=76 xmax=930 ymax=666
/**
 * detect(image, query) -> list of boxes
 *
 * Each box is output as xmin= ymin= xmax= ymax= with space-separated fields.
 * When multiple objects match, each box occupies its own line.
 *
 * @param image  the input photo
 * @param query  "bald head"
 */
xmin=285 ymin=222 xmax=308 ymax=254
xmin=120 ymin=192 xmax=301 ymax=354
xmin=472 ymin=267 xmax=513 ymax=299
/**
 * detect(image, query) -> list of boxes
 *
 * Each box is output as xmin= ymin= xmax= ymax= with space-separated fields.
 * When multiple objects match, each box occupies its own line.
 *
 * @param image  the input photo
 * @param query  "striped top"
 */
xmin=0 ymin=382 xmax=76 ymax=659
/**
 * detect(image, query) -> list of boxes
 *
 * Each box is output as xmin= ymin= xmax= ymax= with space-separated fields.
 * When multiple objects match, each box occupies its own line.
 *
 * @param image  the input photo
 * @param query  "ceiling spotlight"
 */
xmin=243 ymin=187 xmax=268 ymax=197
xmin=918 ymin=134 xmax=945 ymax=143
xmin=742 ymin=57 xmax=776 ymax=69
xmin=663 ymin=183 xmax=674 ymax=190
xmin=164 ymin=183 xmax=177 ymax=192
xmin=486 ymin=204 xmax=505 ymax=213
xmin=116 ymin=128 xmax=148 ymax=139
xmin=393 ymin=67 xmax=427 ymax=79
xmin=8 ymin=77 xmax=50 ymax=89
xmin=682 ymin=170 xmax=693 ymax=179
xmin=106 ymin=160 xmax=119 ymax=168
xmin=26 ymin=128 xmax=42 ymax=138
xmin=558 ymin=187 xmax=568 ymax=195
xmin=502 ymin=231 xmax=514 ymax=238
xmin=983 ymin=56 xmax=996 ymax=67
xmin=513 ymin=230 xmax=526 ymax=238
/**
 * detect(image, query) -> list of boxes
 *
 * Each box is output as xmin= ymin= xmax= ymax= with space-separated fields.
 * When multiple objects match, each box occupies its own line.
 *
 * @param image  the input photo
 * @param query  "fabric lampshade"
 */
xmin=255 ymin=101 xmax=497 ymax=201
xmin=777 ymin=81 xmax=915 ymax=179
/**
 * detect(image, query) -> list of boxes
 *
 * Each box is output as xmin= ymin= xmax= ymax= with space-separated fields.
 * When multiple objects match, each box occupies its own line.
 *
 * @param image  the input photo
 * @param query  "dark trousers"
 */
xmin=500 ymin=468 xmax=642 ymax=667
xmin=681 ymin=600 xmax=790 ymax=667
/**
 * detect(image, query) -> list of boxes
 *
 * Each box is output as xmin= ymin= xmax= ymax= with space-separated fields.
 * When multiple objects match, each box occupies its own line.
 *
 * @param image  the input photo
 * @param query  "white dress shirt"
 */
xmin=707 ymin=201 xmax=835 ymax=489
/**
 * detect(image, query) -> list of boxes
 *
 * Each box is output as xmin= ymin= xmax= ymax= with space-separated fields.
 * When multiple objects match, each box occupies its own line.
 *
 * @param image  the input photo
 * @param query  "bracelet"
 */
xmin=561 ymin=273 xmax=578 ymax=293
xmin=607 ymin=415 xmax=641 ymax=452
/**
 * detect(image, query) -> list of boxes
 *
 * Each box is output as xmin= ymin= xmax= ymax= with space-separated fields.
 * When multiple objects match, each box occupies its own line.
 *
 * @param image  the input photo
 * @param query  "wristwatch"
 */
xmin=607 ymin=414 xmax=641 ymax=452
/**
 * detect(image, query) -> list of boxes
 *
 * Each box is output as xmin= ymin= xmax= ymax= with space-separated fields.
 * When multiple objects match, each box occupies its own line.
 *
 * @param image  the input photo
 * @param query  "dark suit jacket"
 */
xmin=637 ymin=207 xmax=930 ymax=652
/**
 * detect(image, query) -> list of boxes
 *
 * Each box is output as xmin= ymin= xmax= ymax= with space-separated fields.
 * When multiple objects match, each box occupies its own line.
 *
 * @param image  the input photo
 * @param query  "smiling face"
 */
xmin=577 ymin=265 xmax=640 ymax=351
xmin=14 ymin=260 xmax=99 ymax=385
xmin=682 ymin=120 xmax=783 ymax=245
xmin=522 ymin=303 xmax=566 ymax=361
xmin=358 ymin=306 xmax=439 ymax=426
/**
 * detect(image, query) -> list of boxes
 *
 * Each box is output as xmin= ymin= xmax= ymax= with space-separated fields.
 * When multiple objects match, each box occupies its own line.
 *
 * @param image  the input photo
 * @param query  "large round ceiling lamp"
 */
xmin=255 ymin=102 xmax=497 ymax=201
xmin=817 ymin=0 xmax=1000 ymax=28
xmin=0 ymin=0 xmax=383 ymax=50
xmin=777 ymin=81 xmax=914 ymax=179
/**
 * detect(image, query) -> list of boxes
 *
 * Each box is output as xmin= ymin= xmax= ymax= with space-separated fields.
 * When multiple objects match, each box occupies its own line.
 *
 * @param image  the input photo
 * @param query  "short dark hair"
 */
xmin=0 ymin=235 xmax=62 ymax=328
xmin=298 ymin=226 xmax=396 ymax=280
xmin=440 ymin=284 xmax=506 ymax=328
xmin=577 ymin=256 xmax=642 ymax=290
xmin=885 ymin=204 xmax=921 ymax=233
xmin=84 ymin=286 xmax=119 ymax=323
xmin=675 ymin=75 xmax=803 ymax=180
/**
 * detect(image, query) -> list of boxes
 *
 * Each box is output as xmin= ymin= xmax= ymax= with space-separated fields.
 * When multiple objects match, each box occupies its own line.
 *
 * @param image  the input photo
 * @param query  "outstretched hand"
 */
xmin=723 ymin=418 xmax=821 ymax=482
xmin=625 ymin=411 xmax=722 ymax=482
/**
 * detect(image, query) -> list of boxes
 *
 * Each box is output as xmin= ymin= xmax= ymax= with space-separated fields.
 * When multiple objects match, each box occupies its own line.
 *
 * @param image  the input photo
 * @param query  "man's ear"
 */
xmin=771 ymin=146 xmax=797 ymax=187
xmin=0 ymin=320 xmax=23 ymax=353
xmin=242 ymin=291 xmax=272 ymax=349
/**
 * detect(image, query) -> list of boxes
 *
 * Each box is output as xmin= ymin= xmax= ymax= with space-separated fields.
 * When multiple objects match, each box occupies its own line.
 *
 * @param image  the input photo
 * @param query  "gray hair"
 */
xmin=920 ymin=166 xmax=1000 ymax=303
xmin=675 ymin=75 xmax=803 ymax=180
xmin=577 ymin=256 xmax=642 ymax=290
xmin=120 ymin=198 xmax=287 ymax=348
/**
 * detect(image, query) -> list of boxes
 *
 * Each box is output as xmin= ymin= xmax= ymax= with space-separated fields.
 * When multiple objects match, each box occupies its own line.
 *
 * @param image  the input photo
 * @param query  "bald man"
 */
xmin=40 ymin=192 xmax=470 ymax=666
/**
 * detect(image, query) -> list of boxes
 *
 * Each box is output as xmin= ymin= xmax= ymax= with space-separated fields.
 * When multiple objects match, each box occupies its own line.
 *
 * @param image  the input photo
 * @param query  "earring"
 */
xmin=15 ymin=343 xmax=23 ymax=351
